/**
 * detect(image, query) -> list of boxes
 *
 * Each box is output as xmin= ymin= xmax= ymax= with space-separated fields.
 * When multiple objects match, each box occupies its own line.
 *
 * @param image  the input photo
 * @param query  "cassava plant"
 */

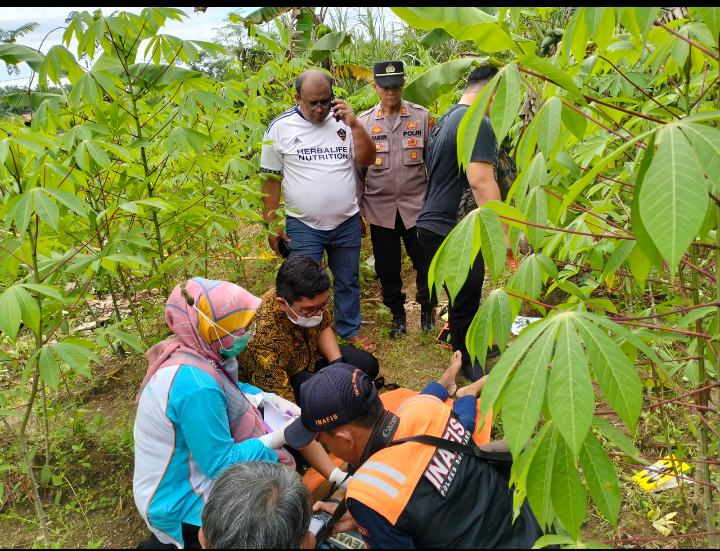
xmin=394 ymin=6 xmax=720 ymax=548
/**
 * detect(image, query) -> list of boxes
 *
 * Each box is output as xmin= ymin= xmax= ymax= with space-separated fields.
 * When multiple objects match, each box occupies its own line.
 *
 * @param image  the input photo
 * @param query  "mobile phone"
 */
xmin=330 ymin=92 xmax=341 ymax=122
xmin=278 ymin=239 xmax=290 ymax=259
xmin=310 ymin=510 xmax=333 ymax=540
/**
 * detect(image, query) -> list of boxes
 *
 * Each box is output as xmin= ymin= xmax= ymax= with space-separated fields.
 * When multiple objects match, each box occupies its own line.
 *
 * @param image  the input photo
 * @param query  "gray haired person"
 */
xmin=199 ymin=462 xmax=315 ymax=549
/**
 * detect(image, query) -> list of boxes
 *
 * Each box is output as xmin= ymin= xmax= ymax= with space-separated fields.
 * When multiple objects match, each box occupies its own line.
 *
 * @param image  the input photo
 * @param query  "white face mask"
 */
xmin=287 ymin=311 xmax=323 ymax=328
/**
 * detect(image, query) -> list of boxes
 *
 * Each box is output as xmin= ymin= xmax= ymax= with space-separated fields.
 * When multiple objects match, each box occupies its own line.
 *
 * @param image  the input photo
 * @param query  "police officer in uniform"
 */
xmin=354 ymin=61 xmax=436 ymax=338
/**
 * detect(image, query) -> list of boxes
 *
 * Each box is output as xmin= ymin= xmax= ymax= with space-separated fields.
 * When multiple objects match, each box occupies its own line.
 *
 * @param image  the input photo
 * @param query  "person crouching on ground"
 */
xmin=281 ymin=365 xmax=544 ymax=549
xmin=133 ymin=278 xmax=339 ymax=549
xmin=199 ymin=462 xmax=315 ymax=549
xmin=237 ymin=254 xmax=379 ymax=403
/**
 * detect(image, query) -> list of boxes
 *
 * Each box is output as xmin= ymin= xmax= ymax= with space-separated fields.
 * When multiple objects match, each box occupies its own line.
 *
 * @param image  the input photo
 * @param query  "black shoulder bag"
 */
xmin=390 ymin=435 xmax=514 ymax=482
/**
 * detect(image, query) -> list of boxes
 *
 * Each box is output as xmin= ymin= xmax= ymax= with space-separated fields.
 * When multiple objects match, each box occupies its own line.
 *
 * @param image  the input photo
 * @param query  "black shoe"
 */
xmin=487 ymin=344 xmax=501 ymax=359
xmin=421 ymin=306 xmax=436 ymax=334
xmin=390 ymin=310 xmax=407 ymax=338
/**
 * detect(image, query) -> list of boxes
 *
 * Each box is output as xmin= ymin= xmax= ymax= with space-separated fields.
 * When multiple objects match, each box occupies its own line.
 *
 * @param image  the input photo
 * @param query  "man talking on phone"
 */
xmin=260 ymin=70 xmax=377 ymax=353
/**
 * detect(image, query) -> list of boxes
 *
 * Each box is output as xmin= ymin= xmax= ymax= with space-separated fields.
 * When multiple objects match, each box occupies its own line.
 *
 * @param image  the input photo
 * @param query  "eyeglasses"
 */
xmin=299 ymin=95 xmax=332 ymax=110
xmin=286 ymin=296 xmax=333 ymax=318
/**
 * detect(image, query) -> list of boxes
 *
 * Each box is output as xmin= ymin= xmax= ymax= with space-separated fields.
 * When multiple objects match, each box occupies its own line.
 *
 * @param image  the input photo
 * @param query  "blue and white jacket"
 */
xmin=133 ymin=364 xmax=277 ymax=547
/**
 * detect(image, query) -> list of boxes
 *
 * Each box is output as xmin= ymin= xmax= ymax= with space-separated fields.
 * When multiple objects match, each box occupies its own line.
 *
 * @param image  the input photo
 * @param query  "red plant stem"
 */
xmin=596 ymin=383 xmax=720 ymax=416
xmin=560 ymin=99 xmax=645 ymax=148
xmin=611 ymin=320 xmax=714 ymax=339
xmin=589 ymin=96 xmax=667 ymax=125
xmin=696 ymin=411 xmax=720 ymax=439
xmin=578 ymin=166 xmax=635 ymax=189
xmin=617 ymin=302 xmax=720 ymax=322
xmin=692 ymin=77 xmax=719 ymax=108
xmin=498 ymin=215 xmax=634 ymax=240
xmin=598 ymin=56 xmax=681 ymax=119
xmin=608 ymin=453 xmax=720 ymax=466
xmin=601 ymin=532 xmax=720 ymax=544
xmin=681 ymin=257 xmax=717 ymax=282
xmin=612 ymin=460 xmax=717 ymax=488
xmin=643 ymin=395 xmax=717 ymax=413
xmin=545 ymin=189 xmax=633 ymax=234
xmin=654 ymin=19 xmax=720 ymax=60
xmin=636 ymin=356 xmax=700 ymax=366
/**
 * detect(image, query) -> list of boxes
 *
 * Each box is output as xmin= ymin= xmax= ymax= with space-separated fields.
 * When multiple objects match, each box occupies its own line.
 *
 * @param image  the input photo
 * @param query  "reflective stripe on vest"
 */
xmin=346 ymin=395 xmax=450 ymax=525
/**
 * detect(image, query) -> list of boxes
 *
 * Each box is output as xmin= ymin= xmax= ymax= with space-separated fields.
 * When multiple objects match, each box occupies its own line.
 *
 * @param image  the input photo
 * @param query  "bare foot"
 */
xmin=437 ymin=351 xmax=463 ymax=396
xmin=456 ymin=375 xmax=488 ymax=399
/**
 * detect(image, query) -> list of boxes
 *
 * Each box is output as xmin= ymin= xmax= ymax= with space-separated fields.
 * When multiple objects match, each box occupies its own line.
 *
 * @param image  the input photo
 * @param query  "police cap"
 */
xmin=373 ymin=60 xmax=404 ymax=88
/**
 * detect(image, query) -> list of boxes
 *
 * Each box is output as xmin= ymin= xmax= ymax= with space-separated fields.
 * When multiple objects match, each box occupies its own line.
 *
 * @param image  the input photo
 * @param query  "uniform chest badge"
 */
xmin=410 ymin=151 xmax=418 ymax=160
xmin=406 ymin=121 xmax=417 ymax=129
xmin=401 ymin=106 xmax=407 ymax=115
xmin=371 ymin=126 xmax=383 ymax=133
xmin=337 ymin=128 xmax=346 ymax=141
xmin=377 ymin=109 xmax=383 ymax=118
xmin=375 ymin=156 xmax=383 ymax=166
xmin=408 ymin=138 xmax=419 ymax=147
xmin=376 ymin=144 xmax=384 ymax=151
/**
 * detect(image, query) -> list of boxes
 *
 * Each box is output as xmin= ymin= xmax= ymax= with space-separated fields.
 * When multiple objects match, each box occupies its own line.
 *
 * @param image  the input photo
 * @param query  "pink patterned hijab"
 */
xmin=137 ymin=277 xmax=294 ymax=468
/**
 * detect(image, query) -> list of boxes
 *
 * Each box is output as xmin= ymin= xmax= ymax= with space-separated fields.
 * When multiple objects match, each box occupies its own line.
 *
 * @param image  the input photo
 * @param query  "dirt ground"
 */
xmin=0 ymin=239 xmax=713 ymax=548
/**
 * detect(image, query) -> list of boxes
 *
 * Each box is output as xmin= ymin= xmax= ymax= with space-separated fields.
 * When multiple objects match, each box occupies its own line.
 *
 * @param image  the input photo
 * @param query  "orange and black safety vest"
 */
xmin=345 ymin=394 xmax=543 ymax=548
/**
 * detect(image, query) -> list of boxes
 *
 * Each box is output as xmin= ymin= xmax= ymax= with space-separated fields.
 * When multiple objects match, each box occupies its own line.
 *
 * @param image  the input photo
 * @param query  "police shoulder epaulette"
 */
xmin=407 ymin=102 xmax=429 ymax=113
xmin=358 ymin=107 xmax=376 ymax=119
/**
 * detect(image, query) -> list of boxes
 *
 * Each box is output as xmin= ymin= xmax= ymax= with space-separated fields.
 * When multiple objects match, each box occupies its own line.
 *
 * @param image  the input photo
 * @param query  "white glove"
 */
xmin=264 ymin=392 xmax=302 ymax=417
xmin=258 ymin=418 xmax=295 ymax=450
xmin=245 ymin=392 xmax=264 ymax=409
xmin=329 ymin=467 xmax=352 ymax=490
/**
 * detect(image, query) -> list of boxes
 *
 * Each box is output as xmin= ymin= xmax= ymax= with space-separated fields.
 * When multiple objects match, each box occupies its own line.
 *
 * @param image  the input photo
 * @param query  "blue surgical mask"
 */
xmin=194 ymin=306 xmax=255 ymax=357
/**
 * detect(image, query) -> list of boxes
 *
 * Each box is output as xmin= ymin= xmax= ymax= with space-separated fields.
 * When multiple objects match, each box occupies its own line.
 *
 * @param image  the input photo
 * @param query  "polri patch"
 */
xmin=408 ymin=138 xmax=419 ymax=147
xmin=376 ymin=144 xmax=384 ymax=151
xmin=371 ymin=126 xmax=383 ymax=133
xmin=410 ymin=151 xmax=418 ymax=160
xmin=375 ymin=156 xmax=383 ymax=166
xmin=406 ymin=121 xmax=417 ymax=129
xmin=337 ymin=128 xmax=346 ymax=141
xmin=429 ymin=116 xmax=436 ymax=130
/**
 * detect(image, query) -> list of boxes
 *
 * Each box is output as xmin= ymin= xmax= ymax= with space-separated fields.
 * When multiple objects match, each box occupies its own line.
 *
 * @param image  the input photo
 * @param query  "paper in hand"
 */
xmin=263 ymin=400 xmax=295 ymax=432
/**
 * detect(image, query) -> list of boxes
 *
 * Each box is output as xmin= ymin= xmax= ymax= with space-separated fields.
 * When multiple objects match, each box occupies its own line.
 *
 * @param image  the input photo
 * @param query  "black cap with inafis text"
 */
xmin=284 ymin=364 xmax=378 ymax=449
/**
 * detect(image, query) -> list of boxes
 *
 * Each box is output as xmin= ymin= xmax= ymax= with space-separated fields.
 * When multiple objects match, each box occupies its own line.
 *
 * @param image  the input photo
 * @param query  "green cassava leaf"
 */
xmin=489 ymin=63 xmax=521 ymax=145
xmin=33 ymin=189 xmax=60 ymax=231
xmin=477 ymin=207 xmax=506 ymax=281
xmin=579 ymin=432 xmax=621 ymax=527
xmin=502 ymin=321 xmax=558 ymax=457
xmin=551 ymin=434 xmax=587 ymax=539
xmin=39 ymin=345 xmax=60 ymax=390
xmin=574 ymin=316 xmax=642 ymax=434
xmin=638 ymin=126 xmax=709 ymax=279
xmin=548 ymin=316 xmax=594 ymax=457
xmin=536 ymin=97 xmax=562 ymax=158
xmin=591 ymin=416 xmax=643 ymax=462
xmin=479 ymin=319 xmax=551 ymax=427
xmin=428 ymin=210 xmax=481 ymax=302
xmin=526 ymin=424 xmax=557 ymax=530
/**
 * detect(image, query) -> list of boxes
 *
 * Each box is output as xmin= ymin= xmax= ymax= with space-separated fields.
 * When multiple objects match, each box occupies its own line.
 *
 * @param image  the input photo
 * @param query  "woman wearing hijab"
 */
xmin=133 ymin=278 xmax=338 ymax=549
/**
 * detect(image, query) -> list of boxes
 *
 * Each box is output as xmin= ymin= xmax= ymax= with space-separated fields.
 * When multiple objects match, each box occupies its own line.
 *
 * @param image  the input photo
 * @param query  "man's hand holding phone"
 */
xmin=330 ymin=97 xmax=359 ymax=129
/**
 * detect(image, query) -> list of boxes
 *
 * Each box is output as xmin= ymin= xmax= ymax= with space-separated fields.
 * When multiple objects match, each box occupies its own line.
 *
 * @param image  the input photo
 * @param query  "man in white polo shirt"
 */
xmin=260 ymin=69 xmax=377 ymax=352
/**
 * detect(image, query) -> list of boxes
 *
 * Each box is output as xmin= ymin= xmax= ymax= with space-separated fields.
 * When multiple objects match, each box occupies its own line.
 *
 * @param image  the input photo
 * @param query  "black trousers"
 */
xmin=417 ymin=227 xmax=486 ymax=381
xmin=289 ymin=344 xmax=380 ymax=402
xmin=136 ymin=523 xmax=201 ymax=549
xmin=369 ymin=210 xmax=434 ymax=313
